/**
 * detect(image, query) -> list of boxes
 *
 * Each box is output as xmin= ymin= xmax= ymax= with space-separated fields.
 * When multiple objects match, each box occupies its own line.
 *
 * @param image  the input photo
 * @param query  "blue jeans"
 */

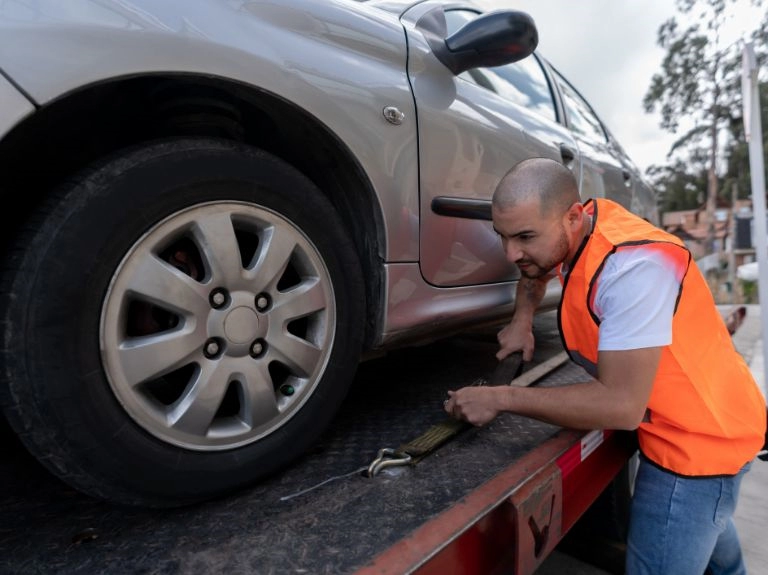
xmin=626 ymin=456 xmax=752 ymax=575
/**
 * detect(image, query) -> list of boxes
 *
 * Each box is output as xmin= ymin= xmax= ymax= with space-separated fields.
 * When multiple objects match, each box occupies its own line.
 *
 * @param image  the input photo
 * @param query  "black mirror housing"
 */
xmin=418 ymin=9 xmax=538 ymax=75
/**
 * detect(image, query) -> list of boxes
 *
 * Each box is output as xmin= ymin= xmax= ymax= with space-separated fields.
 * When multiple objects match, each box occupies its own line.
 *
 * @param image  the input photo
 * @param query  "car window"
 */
xmin=445 ymin=9 xmax=557 ymax=123
xmin=550 ymin=67 xmax=608 ymax=144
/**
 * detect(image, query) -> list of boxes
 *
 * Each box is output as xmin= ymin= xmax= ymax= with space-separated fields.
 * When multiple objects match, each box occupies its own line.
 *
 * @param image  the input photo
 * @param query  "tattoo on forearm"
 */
xmin=523 ymin=278 xmax=545 ymax=304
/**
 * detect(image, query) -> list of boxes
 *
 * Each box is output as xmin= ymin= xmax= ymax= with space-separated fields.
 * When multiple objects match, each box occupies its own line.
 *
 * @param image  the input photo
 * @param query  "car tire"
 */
xmin=0 ymin=138 xmax=365 ymax=507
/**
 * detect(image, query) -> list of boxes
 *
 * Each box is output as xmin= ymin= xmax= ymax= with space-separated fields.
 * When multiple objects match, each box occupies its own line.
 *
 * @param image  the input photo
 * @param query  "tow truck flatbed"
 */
xmin=0 ymin=312 xmax=635 ymax=575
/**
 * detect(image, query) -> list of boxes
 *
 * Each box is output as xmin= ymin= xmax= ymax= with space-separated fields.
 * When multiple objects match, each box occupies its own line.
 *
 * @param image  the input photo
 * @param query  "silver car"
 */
xmin=0 ymin=0 xmax=657 ymax=507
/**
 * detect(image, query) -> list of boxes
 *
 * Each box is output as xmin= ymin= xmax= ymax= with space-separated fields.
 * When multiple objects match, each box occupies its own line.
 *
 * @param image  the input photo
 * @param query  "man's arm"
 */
xmin=497 ymin=275 xmax=553 ymax=361
xmin=446 ymin=346 xmax=661 ymax=430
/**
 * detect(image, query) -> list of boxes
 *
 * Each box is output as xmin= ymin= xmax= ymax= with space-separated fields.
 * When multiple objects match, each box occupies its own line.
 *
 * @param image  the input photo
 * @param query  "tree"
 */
xmin=722 ymin=2 xmax=768 ymax=204
xmin=647 ymin=159 xmax=708 ymax=214
xmin=723 ymin=81 xmax=768 ymax=206
xmin=643 ymin=0 xmax=760 ymax=254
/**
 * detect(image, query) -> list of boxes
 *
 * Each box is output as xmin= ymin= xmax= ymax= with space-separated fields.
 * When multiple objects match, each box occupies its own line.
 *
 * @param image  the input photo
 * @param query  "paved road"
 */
xmin=729 ymin=305 xmax=768 ymax=575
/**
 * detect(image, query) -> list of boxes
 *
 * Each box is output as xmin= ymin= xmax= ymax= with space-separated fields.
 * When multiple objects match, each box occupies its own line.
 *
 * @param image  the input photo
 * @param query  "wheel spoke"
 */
xmin=244 ymin=225 xmax=297 ymax=293
xmin=167 ymin=359 xmax=230 ymax=435
xmin=241 ymin=362 xmax=281 ymax=427
xmin=126 ymin=255 xmax=208 ymax=314
xmin=271 ymin=277 xmax=327 ymax=323
xmin=119 ymin=327 xmax=204 ymax=384
xmin=269 ymin=333 xmax=322 ymax=378
xmin=191 ymin=211 xmax=244 ymax=285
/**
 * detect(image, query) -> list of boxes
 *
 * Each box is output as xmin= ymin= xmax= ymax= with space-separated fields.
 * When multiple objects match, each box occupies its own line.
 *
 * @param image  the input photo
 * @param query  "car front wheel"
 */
xmin=0 ymin=138 xmax=365 ymax=507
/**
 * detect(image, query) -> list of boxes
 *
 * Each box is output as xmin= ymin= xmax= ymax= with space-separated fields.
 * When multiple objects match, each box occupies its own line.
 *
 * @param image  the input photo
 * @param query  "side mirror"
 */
xmin=418 ymin=9 xmax=538 ymax=75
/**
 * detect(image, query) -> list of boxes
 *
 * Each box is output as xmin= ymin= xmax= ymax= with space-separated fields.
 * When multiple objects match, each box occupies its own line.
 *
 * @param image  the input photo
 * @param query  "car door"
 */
xmin=400 ymin=3 xmax=582 ymax=287
xmin=546 ymin=63 xmax=634 ymax=212
xmin=609 ymin=135 xmax=661 ymax=225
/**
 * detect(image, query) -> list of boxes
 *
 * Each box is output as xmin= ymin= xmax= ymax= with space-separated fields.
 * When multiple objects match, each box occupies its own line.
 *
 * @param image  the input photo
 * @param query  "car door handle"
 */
xmin=559 ymin=143 xmax=576 ymax=163
xmin=622 ymin=169 xmax=632 ymax=186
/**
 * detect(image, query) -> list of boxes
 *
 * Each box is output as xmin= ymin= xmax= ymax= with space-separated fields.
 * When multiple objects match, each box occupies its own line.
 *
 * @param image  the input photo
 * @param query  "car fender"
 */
xmin=0 ymin=71 xmax=35 ymax=140
xmin=0 ymin=0 xmax=421 ymax=261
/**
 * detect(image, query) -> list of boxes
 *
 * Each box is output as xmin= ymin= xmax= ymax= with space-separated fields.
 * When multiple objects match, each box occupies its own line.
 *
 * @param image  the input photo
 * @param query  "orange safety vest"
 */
xmin=559 ymin=198 xmax=766 ymax=476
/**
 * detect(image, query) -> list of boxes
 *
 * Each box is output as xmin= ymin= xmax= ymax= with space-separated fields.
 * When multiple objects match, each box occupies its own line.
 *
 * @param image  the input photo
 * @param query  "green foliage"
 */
xmin=646 ymin=0 xmax=768 ymax=221
xmin=644 ymin=0 xmax=744 ymax=145
xmin=647 ymin=160 xmax=708 ymax=212
xmin=740 ymin=279 xmax=757 ymax=303
xmin=723 ymin=82 xmax=768 ymax=201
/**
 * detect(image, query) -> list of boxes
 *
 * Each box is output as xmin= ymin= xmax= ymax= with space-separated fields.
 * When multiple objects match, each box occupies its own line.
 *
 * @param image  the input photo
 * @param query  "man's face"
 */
xmin=492 ymin=200 xmax=572 ymax=279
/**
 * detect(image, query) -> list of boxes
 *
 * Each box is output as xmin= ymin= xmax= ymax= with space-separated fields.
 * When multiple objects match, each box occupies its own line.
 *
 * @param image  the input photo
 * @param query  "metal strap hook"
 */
xmin=366 ymin=447 xmax=412 ymax=477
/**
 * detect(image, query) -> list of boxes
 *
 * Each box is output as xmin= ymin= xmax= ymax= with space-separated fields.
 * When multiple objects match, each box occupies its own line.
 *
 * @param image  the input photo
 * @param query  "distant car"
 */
xmin=0 ymin=0 xmax=658 ymax=507
xmin=737 ymin=261 xmax=759 ymax=282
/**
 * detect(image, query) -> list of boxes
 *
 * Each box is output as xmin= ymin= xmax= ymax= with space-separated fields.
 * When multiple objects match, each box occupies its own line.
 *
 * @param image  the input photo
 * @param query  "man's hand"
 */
xmin=445 ymin=346 xmax=662 ymax=432
xmin=497 ymin=319 xmax=535 ymax=362
xmin=444 ymin=387 xmax=505 ymax=427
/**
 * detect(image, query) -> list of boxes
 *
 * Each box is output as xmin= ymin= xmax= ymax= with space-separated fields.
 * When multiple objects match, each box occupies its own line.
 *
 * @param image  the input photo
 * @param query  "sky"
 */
xmin=477 ymin=0 xmax=765 ymax=175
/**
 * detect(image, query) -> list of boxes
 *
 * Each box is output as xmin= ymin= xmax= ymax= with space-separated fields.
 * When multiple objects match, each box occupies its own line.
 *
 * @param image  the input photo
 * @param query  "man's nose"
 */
xmin=504 ymin=242 xmax=523 ymax=262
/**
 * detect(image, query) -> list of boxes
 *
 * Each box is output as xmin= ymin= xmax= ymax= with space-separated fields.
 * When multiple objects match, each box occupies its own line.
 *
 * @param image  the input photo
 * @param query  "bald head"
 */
xmin=492 ymin=157 xmax=580 ymax=217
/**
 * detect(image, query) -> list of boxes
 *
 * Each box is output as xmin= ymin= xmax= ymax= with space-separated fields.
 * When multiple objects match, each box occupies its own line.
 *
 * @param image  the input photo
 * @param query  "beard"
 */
xmin=517 ymin=225 xmax=570 ymax=279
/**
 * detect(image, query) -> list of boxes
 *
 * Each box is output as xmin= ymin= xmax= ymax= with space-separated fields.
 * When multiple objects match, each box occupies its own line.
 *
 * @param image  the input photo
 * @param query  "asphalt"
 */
xmin=728 ymin=304 xmax=768 ymax=575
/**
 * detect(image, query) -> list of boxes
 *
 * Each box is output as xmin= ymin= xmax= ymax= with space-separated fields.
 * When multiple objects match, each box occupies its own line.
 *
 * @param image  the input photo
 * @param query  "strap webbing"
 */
xmin=379 ymin=351 xmax=570 ymax=468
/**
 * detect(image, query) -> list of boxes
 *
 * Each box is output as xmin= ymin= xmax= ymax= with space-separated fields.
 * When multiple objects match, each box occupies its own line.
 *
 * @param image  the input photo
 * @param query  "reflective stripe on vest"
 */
xmin=559 ymin=198 xmax=766 ymax=476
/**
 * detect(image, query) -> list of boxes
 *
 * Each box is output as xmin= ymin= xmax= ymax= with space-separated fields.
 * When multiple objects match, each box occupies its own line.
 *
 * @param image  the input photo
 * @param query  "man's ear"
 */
xmin=565 ymin=202 xmax=583 ymax=228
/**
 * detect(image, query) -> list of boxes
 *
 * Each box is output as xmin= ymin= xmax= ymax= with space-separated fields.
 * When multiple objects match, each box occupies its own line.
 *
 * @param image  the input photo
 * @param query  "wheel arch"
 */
xmin=0 ymin=73 xmax=386 ymax=349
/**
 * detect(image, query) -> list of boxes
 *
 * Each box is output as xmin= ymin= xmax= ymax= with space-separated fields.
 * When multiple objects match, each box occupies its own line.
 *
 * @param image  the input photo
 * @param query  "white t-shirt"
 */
xmin=591 ymin=246 xmax=685 ymax=351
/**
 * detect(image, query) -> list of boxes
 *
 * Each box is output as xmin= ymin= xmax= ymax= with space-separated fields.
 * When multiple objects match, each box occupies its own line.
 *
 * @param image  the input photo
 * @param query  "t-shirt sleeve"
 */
xmin=593 ymin=247 xmax=682 ymax=351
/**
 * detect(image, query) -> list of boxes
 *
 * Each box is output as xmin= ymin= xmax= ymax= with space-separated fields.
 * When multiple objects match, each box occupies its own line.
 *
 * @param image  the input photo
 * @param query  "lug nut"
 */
xmin=209 ymin=288 xmax=228 ymax=309
xmin=250 ymin=339 xmax=266 ymax=358
xmin=255 ymin=294 xmax=270 ymax=311
xmin=204 ymin=339 xmax=221 ymax=359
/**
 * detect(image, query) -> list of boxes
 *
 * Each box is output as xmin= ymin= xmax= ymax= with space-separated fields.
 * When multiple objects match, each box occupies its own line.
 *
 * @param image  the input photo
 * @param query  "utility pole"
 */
xmin=706 ymin=92 xmax=720 ymax=256
xmin=729 ymin=182 xmax=737 ymax=303
xmin=742 ymin=41 xmax=768 ymax=387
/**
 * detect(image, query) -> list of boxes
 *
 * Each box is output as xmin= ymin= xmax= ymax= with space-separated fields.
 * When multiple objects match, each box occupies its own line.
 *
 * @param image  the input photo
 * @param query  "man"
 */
xmin=443 ymin=157 xmax=766 ymax=575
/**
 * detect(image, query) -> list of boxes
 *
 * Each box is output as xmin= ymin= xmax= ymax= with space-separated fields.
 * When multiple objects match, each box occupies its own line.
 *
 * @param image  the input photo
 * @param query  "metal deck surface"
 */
xmin=1 ymin=312 xmax=596 ymax=574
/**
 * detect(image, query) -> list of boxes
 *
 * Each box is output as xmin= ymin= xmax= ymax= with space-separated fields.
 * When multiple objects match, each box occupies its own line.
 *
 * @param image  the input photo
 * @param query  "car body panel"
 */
xmin=402 ymin=2 xmax=582 ymax=287
xmin=382 ymin=261 xmax=563 ymax=344
xmin=0 ymin=0 xmax=658 ymax=342
xmin=0 ymin=0 xmax=420 ymax=262
xmin=547 ymin=64 xmax=631 ymax=208
xmin=399 ymin=2 xmax=655 ymax=288
xmin=0 ymin=72 xmax=35 ymax=139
